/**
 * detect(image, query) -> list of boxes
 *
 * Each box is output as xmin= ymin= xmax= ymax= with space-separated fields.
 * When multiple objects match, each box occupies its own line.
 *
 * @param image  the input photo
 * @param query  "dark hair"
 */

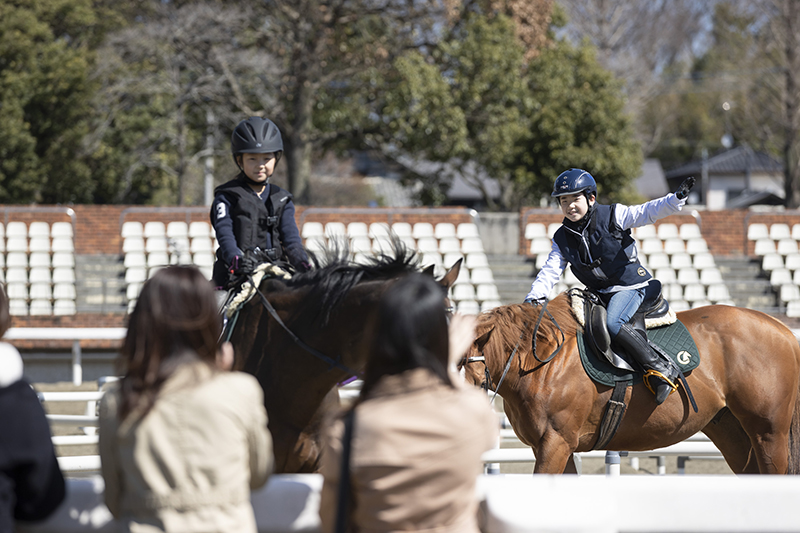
xmin=359 ymin=274 xmax=452 ymax=400
xmin=0 ymin=283 xmax=10 ymax=338
xmin=118 ymin=266 xmax=221 ymax=421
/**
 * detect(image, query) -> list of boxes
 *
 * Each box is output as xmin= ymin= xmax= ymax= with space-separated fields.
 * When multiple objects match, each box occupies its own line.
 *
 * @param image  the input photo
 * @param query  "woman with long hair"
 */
xmin=319 ymin=273 xmax=498 ymax=532
xmin=99 ymin=266 xmax=272 ymax=533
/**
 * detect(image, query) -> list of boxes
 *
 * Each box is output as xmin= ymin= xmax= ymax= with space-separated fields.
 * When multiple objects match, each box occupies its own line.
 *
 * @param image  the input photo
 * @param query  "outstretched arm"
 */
xmin=615 ymin=177 xmax=695 ymax=231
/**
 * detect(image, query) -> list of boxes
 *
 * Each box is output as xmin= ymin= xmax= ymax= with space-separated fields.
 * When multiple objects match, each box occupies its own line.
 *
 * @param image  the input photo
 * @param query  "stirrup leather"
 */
xmin=643 ymin=370 xmax=678 ymax=397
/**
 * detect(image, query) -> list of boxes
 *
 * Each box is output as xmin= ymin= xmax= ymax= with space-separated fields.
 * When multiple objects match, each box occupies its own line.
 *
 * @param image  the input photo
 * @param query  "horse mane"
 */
xmin=476 ymin=293 xmax=579 ymax=358
xmin=274 ymin=237 xmax=421 ymax=324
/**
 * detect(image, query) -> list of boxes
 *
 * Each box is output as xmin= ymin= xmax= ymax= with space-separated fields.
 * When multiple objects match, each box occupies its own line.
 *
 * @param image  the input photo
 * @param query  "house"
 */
xmin=664 ymin=145 xmax=784 ymax=210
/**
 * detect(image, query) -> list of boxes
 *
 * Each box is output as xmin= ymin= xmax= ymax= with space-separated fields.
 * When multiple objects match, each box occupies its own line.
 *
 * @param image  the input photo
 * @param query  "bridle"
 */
xmin=246 ymin=274 xmax=363 ymax=378
xmin=460 ymin=299 xmax=566 ymax=402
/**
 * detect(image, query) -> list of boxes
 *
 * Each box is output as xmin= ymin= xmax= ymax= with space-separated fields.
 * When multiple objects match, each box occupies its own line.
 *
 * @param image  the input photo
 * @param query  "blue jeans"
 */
xmin=605 ymin=287 xmax=646 ymax=339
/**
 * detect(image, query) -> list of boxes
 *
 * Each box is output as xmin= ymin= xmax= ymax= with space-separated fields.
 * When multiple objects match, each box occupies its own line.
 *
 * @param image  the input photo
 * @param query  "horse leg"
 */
xmin=562 ymin=454 xmax=579 ymax=474
xmin=701 ymin=408 xmax=759 ymax=474
xmin=533 ymin=430 xmax=575 ymax=474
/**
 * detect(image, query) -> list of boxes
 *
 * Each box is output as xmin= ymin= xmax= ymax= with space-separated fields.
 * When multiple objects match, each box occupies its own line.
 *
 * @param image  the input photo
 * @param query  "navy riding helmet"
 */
xmin=551 ymin=168 xmax=597 ymax=198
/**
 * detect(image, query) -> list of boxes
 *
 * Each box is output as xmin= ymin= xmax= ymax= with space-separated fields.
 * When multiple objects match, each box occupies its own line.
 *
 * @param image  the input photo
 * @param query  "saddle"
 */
xmin=575 ymin=280 xmax=674 ymax=372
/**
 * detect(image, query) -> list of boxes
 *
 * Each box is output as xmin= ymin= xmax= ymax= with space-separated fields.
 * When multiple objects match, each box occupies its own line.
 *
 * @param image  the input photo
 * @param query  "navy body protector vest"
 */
xmin=215 ymin=179 xmax=291 ymax=262
xmin=553 ymin=204 xmax=651 ymax=291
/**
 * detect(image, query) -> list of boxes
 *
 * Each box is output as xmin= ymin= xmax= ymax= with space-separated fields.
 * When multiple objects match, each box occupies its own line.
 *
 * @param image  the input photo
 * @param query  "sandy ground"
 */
xmin=39 ymin=381 xmax=734 ymax=476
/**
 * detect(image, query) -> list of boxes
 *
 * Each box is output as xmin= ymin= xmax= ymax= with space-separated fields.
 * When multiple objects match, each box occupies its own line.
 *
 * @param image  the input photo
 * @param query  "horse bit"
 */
xmin=461 ymin=299 xmax=565 ymax=402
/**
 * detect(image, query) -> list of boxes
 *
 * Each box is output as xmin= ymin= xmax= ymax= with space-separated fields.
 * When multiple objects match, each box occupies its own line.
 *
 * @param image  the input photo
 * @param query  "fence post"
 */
xmin=605 ymin=451 xmax=621 ymax=476
xmin=72 ymin=340 xmax=82 ymax=386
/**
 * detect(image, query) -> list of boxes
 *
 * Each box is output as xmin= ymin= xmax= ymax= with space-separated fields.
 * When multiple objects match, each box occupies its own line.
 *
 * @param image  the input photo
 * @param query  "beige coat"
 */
xmin=319 ymin=368 xmax=498 ymax=533
xmin=99 ymin=361 xmax=272 ymax=533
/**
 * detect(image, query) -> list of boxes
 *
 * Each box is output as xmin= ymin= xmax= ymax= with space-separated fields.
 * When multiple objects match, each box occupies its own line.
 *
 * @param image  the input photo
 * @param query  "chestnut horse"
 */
xmin=460 ymin=293 xmax=800 ymax=474
xmin=228 ymin=244 xmax=460 ymax=473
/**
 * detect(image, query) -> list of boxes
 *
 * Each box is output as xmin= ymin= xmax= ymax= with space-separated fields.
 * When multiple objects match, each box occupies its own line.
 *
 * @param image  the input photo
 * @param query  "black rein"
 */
xmin=248 ymin=275 xmax=363 ymax=378
xmin=463 ymin=298 xmax=565 ymax=399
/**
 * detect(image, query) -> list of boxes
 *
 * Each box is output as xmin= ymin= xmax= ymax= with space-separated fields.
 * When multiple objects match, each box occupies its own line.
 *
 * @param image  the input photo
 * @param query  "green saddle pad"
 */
xmin=576 ymin=319 xmax=700 ymax=387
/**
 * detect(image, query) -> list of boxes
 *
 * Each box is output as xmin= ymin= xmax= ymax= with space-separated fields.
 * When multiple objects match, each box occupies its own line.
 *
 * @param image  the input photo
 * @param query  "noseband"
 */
xmin=461 ymin=299 xmax=565 ymax=401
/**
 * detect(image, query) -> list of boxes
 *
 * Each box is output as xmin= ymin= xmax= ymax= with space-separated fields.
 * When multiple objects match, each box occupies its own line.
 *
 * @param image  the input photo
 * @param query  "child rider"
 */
xmin=211 ymin=116 xmax=311 ymax=288
xmin=524 ymin=168 xmax=695 ymax=404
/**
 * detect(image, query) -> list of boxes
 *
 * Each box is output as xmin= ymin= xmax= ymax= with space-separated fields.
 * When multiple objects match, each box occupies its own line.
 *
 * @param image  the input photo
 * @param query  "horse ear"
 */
xmin=474 ymin=326 xmax=494 ymax=351
xmin=422 ymin=264 xmax=436 ymax=277
xmin=438 ymin=258 xmax=462 ymax=290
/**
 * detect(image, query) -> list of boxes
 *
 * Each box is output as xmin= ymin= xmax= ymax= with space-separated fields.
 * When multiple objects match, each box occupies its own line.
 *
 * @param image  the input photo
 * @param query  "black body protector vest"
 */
xmin=215 ymin=179 xmax=291 ymax=262
xmin=553 ymin=204 xmax=651 ymax=290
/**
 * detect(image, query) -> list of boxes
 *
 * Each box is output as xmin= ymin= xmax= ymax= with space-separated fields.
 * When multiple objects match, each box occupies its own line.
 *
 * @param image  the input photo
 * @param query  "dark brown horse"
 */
xmin=228 ymin=244 xmax=460 ymax=473
xmin=460 ymin=293 xmax=800 ymax=474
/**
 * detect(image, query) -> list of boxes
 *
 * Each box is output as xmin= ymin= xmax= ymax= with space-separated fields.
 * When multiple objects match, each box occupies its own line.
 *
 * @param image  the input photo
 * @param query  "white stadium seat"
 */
xmin=51 ymin=237 xmax=74 ymax=253
xmin=679 ymin=223 xmax=702 ymax=240
xmin=347 ymin=222 xmax=369 ymax=237
xmin=121 ymin=221 xmax=143 ymax=239
xmin=770 ymin=223 xmax=791 ymax=240
xmin=747 ymin=223 xmax=769 ymax=241
xmin=412 ymin=223 xmax=434 ymax=239
xmin=525 ymin=223 xmax=547 ymax=240
xmin=166 ymin=221 xmax=188 ymax=239
xmin=434 ymin=223 xmax=456 ymax=240
xmin=391 ymin=222 xmax=412 ymax=238
xmin=6 ymin=221 xmax=27 ymax=238
xmin=368 ymin=223 xmax=391 ymax=239
xmin=28 ymin=221 xmax=50 ymax=238
xmin=53 ymin=299 xmax=76 ymax=315
xmin=143 ymin=221 xmax=166 ymax=238
xmin=51 ymin=221 xmax=73 ymax=238
xmin=657 ymin=223 xmax=679 ymax=240
xmin=188 ymin=221 xmax=211 ymax=239
xmin=456 ymin=223 xmax=480 ymax=240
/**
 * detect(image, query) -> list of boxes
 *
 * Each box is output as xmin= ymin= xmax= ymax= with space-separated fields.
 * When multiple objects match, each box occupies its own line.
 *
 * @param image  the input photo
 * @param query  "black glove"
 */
xmin=232 ymin=252 xmax=258 ymax=276
xmin=675 ymin=176 xmax=696 ymax=200
xmin=525 ymin=297 xmax=546 ymax=306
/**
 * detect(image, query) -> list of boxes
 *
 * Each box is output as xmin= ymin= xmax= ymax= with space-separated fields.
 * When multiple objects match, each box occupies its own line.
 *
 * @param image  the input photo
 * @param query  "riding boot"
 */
xmin=613 ymin=323 xmax=678 ymax=404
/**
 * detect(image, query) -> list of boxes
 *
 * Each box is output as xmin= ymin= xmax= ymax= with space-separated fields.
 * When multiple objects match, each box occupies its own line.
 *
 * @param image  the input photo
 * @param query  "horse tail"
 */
xmin=789 ymin=376 xmax=800 ymax=474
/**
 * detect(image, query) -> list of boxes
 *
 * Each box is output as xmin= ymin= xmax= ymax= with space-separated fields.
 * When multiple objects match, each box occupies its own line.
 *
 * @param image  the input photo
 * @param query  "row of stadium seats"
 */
xmin=748 ymin=223 xmax=800 ymax=314
xmin=121 ymin=222 xmax=218 ymax=311
xmin=301 ymin=221 xmax=500 ymax=314
xmin=525 ymin=222 xmax=703 ymax=242
xmin=0 ymin=222 xmax=77 ymax=316
xmin=302 ymin=221 xmax=480 ymax=241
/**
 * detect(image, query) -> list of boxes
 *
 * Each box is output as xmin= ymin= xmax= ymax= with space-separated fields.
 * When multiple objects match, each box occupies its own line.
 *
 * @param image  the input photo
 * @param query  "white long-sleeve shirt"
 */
xmin=525 ymin=193 xmax=687 ymax=301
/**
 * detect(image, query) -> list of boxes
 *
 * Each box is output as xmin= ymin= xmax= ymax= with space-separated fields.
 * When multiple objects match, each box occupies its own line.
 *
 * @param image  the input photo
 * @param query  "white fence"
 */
xmin=44 ymin=381 xmax=726 ymax=475
xmin=17 ymin=474 xmax=800 ymax=533
xmin=11 ymin=328 xmax=126 ymax=385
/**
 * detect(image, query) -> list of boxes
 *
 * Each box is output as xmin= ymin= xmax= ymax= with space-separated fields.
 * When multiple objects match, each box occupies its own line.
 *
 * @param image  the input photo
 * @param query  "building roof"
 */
xmin=664 ymin=145 xmax=783 ymax=179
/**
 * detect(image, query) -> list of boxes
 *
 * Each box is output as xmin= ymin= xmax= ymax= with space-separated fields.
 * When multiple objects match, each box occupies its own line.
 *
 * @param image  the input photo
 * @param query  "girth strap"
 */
xmin=592 ymin=381 xmax=628 ymax=450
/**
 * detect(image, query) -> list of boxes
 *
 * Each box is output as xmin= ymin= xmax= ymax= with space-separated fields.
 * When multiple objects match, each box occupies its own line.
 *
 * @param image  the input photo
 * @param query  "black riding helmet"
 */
xmin=231 ymin=117 xmax=283 ymax=170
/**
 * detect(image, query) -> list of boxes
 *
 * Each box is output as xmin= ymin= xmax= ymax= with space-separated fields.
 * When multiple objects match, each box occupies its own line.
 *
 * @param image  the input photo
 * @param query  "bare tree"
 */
xmin=246 ymin=0 xmax=448 ymax=203
xmin=761 ymin=0 xmax=800 ymax=207
xmin=92 ymin=1 xmax=279 ymax=204
xmin=558 ymin=0 xmax=713 ymax=154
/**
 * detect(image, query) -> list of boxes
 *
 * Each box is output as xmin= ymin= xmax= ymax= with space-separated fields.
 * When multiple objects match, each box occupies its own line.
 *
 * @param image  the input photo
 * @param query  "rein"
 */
xmin=247 ymin=274 xmax=363 ymax=378
xmin=463 ymin=299 xmax=565 ymax=402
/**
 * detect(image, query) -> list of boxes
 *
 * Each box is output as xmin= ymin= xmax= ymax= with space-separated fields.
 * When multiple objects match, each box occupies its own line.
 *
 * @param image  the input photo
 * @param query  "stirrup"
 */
xmin=643 ymin=370 xmax=678 ymax=397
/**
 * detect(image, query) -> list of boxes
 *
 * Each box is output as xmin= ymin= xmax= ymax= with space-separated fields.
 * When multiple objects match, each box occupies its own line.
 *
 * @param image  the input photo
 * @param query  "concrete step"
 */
xmin=75 ymin=255 xmax=126 ymax=313
xmin=713 ymin=256 xmax=778 ymax=312
xmin=487 ymin=255 xmax=536 ymax=304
